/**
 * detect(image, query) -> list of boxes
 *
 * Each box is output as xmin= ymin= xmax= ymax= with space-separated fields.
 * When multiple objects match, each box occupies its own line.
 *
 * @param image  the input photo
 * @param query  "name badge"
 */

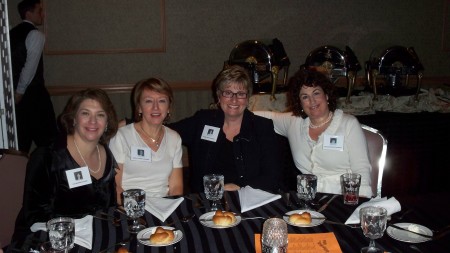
xmin=131 ymin=146 xmax=152 ymax=162
xmin=201 ymin=125 xmax=220 ymax=142
xmin=66 ymin=167 xmax=92 ymax=189
xmin=323 ymin=134 xmax=344 ymax=151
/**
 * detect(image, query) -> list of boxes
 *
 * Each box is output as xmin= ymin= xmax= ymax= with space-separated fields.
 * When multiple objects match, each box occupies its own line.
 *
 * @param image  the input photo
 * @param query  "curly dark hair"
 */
xmin=59 ymin=88 xmax=118 ymax=144
xmin=287 ymin=68 xmax=337 ymax=118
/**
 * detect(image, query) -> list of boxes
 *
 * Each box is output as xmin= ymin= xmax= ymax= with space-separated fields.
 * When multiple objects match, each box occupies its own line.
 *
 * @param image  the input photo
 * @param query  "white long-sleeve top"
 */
xmin=255 ymin=109 xmax=373 ymax=197
xmin=16 ymin=21 xmax=45 ymax=94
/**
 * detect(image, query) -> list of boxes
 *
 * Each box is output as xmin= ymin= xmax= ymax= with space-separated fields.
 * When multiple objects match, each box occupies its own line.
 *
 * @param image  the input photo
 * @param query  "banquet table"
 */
xmin=8 ymin=191 xmax=450 ymax=253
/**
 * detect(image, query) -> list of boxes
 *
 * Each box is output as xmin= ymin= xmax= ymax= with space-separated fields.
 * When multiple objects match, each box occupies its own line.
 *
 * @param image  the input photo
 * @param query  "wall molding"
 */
xmin=47 ymin=76 xmax=450 ymax=96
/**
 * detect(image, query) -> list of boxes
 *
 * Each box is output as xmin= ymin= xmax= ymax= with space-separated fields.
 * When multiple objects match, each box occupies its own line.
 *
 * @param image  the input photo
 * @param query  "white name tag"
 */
xmin=66 ymin=167 xmax=92 ymax=189
xmin=323 ymin=134 xmax=344 ymax=151
xmin=130 ymin=146 xmax=152 ymax=162
xmin=201 ymin=125 xmax=220 ymax=142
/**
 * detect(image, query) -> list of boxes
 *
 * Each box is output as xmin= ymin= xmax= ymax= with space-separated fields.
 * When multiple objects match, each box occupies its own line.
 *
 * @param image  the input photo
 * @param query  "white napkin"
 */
xmin=145 ymin=196 xmax=184 ymax=222
xmin=238 ymin=186 xmax=281 ymax=213
xmin=30 ymin=215 xmax=93 ymax=250
xmin=345 ymin=197 xmax=402 ymax=224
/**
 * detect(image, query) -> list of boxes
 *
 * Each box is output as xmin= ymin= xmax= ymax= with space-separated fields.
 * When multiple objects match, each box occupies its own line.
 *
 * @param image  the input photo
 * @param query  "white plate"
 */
xmin=387 ymin=223 xmax=433 ymax=243
xmin=199 ymin=211 xmax=242 ymax=229
xmin=284 ymin=210 xmax=326 ymax=227
xmin=137 ymin=226 xmax=183 ymax=247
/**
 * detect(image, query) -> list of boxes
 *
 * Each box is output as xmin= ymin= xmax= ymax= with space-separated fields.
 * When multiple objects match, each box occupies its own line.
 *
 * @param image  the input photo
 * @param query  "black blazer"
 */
xmin=169 ymin=109 xmax=282 ymax=193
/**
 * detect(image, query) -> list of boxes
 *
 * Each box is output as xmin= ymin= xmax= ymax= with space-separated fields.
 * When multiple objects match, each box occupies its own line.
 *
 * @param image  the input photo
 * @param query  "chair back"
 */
xmin=0 ymin=149 xmax=28 ymax=247
xmin=361 ymin=125 xmax=388 ymax=197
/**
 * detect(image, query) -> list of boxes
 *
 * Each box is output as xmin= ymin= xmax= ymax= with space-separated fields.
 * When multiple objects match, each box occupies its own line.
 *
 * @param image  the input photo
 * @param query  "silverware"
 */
xmin=324 ymin=220 xmax=360 ymax=228
xmin=389 ymin=224 xmax=432 ymax=239
xmin=317 ymin=195 xmax=338 ymax=212
xmin=283 ymin=215 xmax=325 ymax=220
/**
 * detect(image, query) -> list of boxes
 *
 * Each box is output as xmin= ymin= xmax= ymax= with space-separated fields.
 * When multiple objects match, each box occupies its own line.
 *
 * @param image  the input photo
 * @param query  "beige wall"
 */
xmin=7 ymin=0 xmax=450 ymax=119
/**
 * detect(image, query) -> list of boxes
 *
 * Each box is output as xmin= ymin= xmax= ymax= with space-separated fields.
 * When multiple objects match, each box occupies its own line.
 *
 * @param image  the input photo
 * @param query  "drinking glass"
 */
xmin=360 ymin=206 xmax=388 ymax=253
xmin=262 ymin=218 xmax=288 ymax=253
xmin=341 ymin=173 xmax=362 ymax=205
xmin=203 ymin=174 xmax=224 ymax=211
xmin=123 ymin=188 xmax=146 ymax=233
xmin=296 ymin=174 xmax=317 ymax=209
xmin=46 ymin=217 xmax=75 ymax=252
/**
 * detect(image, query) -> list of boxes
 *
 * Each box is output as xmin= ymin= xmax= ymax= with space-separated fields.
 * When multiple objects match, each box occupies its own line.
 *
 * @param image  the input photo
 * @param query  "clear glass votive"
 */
xmin=261 ymin=218 xmax=288 ymax=253
xmin=46 ymin=217 xmax=75 ymax=251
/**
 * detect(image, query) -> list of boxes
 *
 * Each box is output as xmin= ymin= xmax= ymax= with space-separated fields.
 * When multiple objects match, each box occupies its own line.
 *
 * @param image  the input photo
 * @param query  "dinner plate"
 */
xmin=386 ymin=223 xmax=433 ymax=243
xmin=137 ymin=226 xmax=183 ymax=247
xmin=199 ymin=211 xmax=241 ymax=229
xmin=284 ymin=210 xmax=326 ymax=227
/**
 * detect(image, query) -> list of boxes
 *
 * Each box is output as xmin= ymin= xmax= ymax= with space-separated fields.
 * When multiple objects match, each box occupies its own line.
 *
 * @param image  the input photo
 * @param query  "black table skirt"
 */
xmin=8 ymin=191 xmax=450 ymax=253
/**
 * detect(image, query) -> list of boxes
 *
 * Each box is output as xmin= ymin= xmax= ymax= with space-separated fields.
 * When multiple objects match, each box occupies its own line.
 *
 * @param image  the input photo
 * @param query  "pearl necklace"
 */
xmin=139 ymin=123 xmax=163 ymax=147
xmin=73 ymin=138 xmax=101 ymax=173
xmin=309 ymin=111 xmax=333 ymax=129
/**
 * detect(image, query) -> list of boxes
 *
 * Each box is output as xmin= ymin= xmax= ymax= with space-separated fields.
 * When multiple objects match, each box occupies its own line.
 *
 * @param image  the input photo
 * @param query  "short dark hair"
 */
xmin=287 ymin=68 xmax=337 ymax=118
xmin=18 ymin=0 xmax=40 ymax=20
xmin=59 ymin=88 xmax=118 ymax=144
xmin=214 ymin=65 xmax=253 ymax=99
xmin=132 ymin=78 xmax=174 ymax=122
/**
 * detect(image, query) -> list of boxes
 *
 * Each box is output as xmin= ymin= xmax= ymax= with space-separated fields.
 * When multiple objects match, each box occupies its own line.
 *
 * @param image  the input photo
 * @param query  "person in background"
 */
xmin=10 ymin=0 xmax=57 ymax=153
xmin=255 ymin=68 xmax=373 ymax=196
xmin=12 ymin=89 xmax=119 ymax=241
xmin=168 ymin=65 xmax=282 ymax=193
xmin=109 ymin=78 xmax=183 ymax=200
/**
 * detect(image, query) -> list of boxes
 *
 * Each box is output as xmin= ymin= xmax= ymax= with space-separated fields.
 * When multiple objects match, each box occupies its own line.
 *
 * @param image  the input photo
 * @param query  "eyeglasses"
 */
xmin=220 ymin=90 xmax=248 ymax=99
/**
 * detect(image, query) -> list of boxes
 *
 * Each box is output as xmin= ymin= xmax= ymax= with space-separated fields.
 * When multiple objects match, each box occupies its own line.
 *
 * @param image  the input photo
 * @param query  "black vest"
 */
xmin=9 ymin=22 xmax=44 ymax=90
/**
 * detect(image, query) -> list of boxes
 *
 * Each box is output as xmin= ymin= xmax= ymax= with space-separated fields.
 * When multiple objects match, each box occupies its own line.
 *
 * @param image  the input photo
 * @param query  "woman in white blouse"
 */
xmin=109 ymin=78 xmax=183 ymax=201
xmin=255 ymin=68 xmax=373 ymax=197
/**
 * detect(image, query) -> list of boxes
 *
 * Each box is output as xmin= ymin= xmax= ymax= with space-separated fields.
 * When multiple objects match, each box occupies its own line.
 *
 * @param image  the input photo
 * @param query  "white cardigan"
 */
xmin=255 ymin=109 xmax=373 ymax=197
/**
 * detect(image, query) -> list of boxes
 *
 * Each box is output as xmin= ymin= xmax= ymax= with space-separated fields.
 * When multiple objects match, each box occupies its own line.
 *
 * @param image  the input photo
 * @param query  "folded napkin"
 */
xmin=345 ymin=197 xmax=401 ymax=224
xmin=30 ymin=215 xmax=93 ymax=250
xmin=145 ymin=196 xmax=184 ymax=222
xmin=238 ymin=186 xmax=281 ymax=213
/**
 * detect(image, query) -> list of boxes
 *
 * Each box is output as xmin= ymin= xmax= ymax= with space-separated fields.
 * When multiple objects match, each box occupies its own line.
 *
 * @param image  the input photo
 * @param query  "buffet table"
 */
xmin=8 ymin=191 xmax=450 ymax=253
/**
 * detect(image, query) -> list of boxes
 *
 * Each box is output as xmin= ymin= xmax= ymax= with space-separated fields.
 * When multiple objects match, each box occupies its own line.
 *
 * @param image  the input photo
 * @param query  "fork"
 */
xmin=324 ymin=220 xmax=360 ymax=228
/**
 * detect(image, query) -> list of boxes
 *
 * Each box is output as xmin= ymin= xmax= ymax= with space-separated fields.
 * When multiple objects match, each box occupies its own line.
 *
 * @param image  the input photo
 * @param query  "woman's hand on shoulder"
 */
xmin=224 ymin=183 xmax=240 ymax=191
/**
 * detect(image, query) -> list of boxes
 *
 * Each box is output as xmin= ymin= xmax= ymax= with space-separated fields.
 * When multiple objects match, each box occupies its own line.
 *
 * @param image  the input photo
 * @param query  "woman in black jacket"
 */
xmin=169 ymin=65 xmax=282 ymax=193
xmin=13 ymin=88 xmax=119 ymax=242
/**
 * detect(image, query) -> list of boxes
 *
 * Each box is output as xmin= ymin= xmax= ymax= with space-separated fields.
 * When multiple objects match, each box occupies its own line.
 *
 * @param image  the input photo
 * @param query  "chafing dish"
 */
xmin=225 ymin=39 xmax=290 ymax=100
xmin=302 ymin=45 xmax=361 ymax=104
xmin=366 ymin=46 xmax=424 ymax=101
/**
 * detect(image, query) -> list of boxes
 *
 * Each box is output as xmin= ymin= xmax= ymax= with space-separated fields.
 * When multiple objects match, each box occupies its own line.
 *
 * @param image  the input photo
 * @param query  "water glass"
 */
xmin=262 ymin=218 xmax=288 ymax=253
xmin=360 ymin=206 xmax=388 ymax=253
xmin=341 ymin=173 xmax=362 ymax=205
xmin=297 ymin=174 xmax=317 ymax=209
xmin=203 ymin=174 xmax=224 ymax=211
xmin=46 ymin=217 xmax=75 ymax=251
xmin=123 ymin=188 xmax=146 ymax=233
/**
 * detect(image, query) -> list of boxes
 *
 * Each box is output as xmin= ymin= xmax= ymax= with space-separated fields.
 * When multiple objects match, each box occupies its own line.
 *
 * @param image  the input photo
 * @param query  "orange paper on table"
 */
xmin=255 ymin=232 xmax=342 ymax=253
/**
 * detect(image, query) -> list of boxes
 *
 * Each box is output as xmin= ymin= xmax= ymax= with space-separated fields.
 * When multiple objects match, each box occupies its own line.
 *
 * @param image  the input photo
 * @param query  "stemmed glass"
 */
xmin=360 ymin=206 xmax=388 ymax=253
xmin=203 ymin=174 xmax=224 ymax=211
xmin=123 ymin=188 xmax=146 ymax=233
xmin=296 ymin=174 xmax=317 ymax=210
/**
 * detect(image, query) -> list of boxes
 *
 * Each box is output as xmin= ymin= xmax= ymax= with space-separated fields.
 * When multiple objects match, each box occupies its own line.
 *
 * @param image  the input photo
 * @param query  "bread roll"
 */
xmin=212 ymin=210 xmax=237 ymax=226
xmin=149 ymin=226 xmax=175 ymax=244
xmin=289 ymin=212 xmax=312 ymax=225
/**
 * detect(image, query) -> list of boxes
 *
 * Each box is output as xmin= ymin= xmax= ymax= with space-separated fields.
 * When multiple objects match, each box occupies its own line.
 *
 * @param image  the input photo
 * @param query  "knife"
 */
xmin=317 ymin=195 xmax=338 ymax=212
xmin=389 ymin=224 xmax=433 ymax=239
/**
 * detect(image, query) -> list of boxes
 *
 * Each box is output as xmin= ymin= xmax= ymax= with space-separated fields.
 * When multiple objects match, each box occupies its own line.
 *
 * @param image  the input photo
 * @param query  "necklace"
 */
xmin=139 ymin=123 xmax=163 ymax=147
xmin=309 ymin=111 xmax=333 ymax=129
xmin=73 ymin=138 xmax=101 ymax=173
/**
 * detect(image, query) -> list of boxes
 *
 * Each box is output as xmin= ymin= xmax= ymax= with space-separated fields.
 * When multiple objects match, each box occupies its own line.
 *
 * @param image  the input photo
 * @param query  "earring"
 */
xmin=138 ymin=112 xmax=142 ymax=118
xmin=105 ymin=125 xmax=108 ymax=133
